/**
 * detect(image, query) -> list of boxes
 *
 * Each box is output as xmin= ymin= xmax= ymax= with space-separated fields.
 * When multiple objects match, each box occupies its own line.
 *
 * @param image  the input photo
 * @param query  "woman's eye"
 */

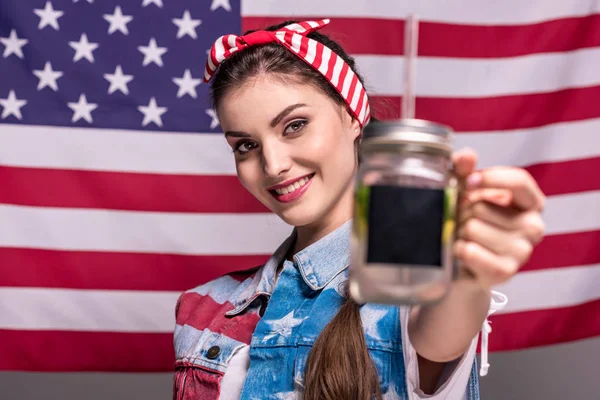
xmin=235 ymin=141 xmax=257 ymax=154
xmin=284 ymin=120 xmax=307 ymax=135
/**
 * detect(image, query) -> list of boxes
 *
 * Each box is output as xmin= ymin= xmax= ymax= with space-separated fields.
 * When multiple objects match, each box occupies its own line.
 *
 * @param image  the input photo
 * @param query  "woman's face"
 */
xmin=218 ymin=76 xmax=361 ymax=229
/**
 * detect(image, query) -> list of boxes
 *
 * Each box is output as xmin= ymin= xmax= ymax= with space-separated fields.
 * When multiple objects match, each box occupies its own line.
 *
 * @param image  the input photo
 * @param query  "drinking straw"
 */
xmin=402 ymin=14 xmax=419 ymax=119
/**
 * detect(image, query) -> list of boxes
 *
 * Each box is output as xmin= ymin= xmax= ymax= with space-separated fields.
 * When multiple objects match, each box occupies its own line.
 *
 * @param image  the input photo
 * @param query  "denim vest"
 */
xmin=174 ymin=220 xmax=481 ymax=399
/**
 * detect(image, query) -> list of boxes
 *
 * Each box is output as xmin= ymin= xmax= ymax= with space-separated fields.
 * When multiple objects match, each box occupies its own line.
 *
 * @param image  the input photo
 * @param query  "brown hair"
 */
xmin=210 ymin=21 xmax=382 ymax=400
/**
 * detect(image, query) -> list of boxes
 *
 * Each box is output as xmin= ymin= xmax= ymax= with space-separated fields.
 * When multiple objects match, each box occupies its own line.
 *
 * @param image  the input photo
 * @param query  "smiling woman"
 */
xmin=219 ymin=78 xmax=360 ymax=229
xmin=172 ymin=18 xmax=545 ymax=400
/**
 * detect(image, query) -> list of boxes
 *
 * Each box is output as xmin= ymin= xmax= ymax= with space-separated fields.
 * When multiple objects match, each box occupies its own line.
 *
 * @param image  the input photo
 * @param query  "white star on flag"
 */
xmin=68 ymin=94 xmax=98 ymax=123
xmin=0 ymin=90 xmax=27 ymax=120
xmin=138 ymin=97 xmax=167 ymax=127
xmin=33 ymin=62 xmax=64 ymax=91
xmin=172 ymin=10 xmax=202 ymax=39
xmin=104 ymin=65 xmax=134 ymax=95
xmin=0 ymin=30 xmax=29 ymax=59
xmin=173 ymin=69 xmax=201 ymax=98
xmin=142 ymin=0 xmax=163 ymax=8
xmin=206 ymin=109 xmax=220 ymax=129
xmin=34 ymin=1 xmax=64 ymax=30
xmin=138 ymin=38 xmax=167 ymax=67
xmin=211 ymin=0 xmax=232 ymax=12
xmin=262 ymin=310 xmax=307 ymax=342
xmin=69 ymin=33 xmax=99 ymax=63
xmin=103 ymin=6 xmax=133 ymax=35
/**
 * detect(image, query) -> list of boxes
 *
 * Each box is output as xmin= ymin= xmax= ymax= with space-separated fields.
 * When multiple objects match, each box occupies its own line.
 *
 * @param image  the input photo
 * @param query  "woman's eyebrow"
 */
xmin=270 ymin=103 xmax=308 ymax=127
xmin=224 ymin=103 xmax=309 ymax=138
xmin=224 ymin=131 xmax=251 ymax=139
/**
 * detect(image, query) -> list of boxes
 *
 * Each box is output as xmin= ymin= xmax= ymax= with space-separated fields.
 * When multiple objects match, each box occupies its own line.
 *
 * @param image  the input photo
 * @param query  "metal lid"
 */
xmin=361 ymin=118 xmax=453 ymax=154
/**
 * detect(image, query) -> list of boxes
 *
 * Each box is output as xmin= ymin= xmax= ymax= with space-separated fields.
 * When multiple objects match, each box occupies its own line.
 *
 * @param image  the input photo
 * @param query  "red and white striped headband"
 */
xmin=204 ymin=19 xmax=371 ymax=127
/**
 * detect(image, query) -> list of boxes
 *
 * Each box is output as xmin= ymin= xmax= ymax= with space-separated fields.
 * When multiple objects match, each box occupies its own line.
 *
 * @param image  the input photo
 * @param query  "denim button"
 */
xmin=206 ymin=346 xmax=220 ymax=359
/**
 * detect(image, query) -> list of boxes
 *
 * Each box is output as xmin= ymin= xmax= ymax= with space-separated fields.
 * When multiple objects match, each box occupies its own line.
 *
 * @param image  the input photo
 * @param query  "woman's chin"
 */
xmin=274 ymin=206 xmax=321 ymax=228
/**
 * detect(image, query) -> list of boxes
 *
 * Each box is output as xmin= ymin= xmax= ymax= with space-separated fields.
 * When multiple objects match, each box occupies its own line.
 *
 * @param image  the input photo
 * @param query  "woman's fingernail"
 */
xmin=466 ymin=172 xmax=482 ymax=189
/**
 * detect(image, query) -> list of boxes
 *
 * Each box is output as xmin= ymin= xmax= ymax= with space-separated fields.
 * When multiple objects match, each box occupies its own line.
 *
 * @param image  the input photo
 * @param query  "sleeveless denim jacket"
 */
xmin=173 ymin=220 xmax=481 ymax=399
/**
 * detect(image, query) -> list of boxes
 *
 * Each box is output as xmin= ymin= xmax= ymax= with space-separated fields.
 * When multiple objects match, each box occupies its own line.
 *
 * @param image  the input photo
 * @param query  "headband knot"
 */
xmin=204 ymin=19 xmax=370 ymax=127
xmin=241 ymin=30 xmax=276 ymax=46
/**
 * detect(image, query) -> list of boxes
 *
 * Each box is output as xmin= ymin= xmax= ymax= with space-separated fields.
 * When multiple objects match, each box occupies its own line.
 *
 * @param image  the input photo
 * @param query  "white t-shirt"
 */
xmin=218 ymin=292 xmax=507 ymax=399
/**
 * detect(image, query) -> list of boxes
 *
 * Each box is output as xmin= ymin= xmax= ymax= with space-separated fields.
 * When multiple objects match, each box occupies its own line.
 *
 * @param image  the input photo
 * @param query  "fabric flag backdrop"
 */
xmin=0 ymin=0 xmax=599 ymax=373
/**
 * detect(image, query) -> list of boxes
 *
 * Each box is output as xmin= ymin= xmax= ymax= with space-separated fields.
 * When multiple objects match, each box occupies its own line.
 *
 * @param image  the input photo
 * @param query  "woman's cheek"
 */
xmin=236 ymin=164 xmax=258 ymax=194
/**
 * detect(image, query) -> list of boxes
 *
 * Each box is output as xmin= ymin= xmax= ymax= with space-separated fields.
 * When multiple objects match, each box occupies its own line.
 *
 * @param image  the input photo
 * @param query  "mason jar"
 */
xmin=349 ymin=118 xmax=458 ymax=306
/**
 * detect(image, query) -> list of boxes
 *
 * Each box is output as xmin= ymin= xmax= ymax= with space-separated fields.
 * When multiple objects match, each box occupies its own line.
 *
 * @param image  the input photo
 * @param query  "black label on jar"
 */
xmin=366 ymin=185 xmax=445 ymax=267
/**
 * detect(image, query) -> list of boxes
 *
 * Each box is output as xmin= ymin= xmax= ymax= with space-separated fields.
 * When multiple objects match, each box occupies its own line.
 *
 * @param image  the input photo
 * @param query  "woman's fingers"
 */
xmin=467 ymin=167 xmax=545 ymax=211
xmin=459 ymin=201 xmax=545 ymax=245
xmin=456 ymin=218 xmax=535 ymax=265
xmin=453 ymin=239 xmax=521 ymax=288
xmin=452 ymin=148 xmax=478 ymax=178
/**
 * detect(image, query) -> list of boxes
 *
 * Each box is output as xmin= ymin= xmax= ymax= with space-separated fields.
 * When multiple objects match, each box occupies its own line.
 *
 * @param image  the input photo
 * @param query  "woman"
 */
xmin=173 ymin=19 xmax=545 ymax=400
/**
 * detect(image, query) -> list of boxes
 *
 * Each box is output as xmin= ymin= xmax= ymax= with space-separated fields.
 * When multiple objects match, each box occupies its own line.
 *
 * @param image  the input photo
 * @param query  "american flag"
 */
xmin=0 ymin=0 xmax=599 ymax=373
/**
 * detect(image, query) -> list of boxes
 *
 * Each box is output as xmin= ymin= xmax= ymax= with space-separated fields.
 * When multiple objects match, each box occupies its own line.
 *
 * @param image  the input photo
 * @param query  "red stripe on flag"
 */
xmin=526 ymin=157 xmax=600 ymax=196
xmin=371 ymin=85 xmax=600 ymax=131
xmin=0 ymin=330 xmax=174 ymax=372
xmin=1 ymin=158 xmax=596 ymax=211
xmin=243 ymin=14 xmax=600 ymax=57
xmin=3 ymin=231 xmax=597 ymax=291
xmin=523 ymin=230 xmax=600 ymax=272
xmin=0 ymin=166 xmax=268 ymax=213
xmin=484 ymin=299 xmax=600 ymax=352
xmin=0 ymin=247 xmax=269 ymax=291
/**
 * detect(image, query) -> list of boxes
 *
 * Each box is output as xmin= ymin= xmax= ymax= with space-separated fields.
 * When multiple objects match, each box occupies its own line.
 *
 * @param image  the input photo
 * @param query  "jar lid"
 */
xmin=361 ymin=118 xmax=453 ymax=154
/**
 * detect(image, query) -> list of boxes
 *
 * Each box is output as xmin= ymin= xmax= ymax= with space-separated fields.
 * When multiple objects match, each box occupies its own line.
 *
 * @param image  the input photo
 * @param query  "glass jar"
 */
xmin=349 ymin=118 xmax=458 ymax=306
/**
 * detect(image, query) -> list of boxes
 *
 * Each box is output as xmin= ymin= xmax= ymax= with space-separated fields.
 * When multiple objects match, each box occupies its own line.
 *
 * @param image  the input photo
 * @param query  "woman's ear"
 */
xmin=349 ymin=118 xmax=361 ymax=141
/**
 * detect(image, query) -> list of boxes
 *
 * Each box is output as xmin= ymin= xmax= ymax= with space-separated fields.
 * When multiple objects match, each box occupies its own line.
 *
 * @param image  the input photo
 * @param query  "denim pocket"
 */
xmin=292 ymin=344 xmax=391 ymax=395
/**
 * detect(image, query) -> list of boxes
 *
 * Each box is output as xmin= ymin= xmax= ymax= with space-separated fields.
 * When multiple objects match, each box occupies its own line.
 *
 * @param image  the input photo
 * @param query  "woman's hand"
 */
xmin=452 ymin=148 xmax=546 ymax=289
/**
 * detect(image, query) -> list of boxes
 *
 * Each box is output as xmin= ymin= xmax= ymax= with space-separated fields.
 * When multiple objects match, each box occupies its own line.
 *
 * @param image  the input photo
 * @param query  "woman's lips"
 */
xmin=269 ymin=174 xmax=314 ymax=203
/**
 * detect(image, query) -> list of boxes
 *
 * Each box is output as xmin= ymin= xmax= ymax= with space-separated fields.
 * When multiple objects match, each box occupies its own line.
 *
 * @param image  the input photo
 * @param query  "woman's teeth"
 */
xmin=274 ymin=176 xmax=311 ymax=195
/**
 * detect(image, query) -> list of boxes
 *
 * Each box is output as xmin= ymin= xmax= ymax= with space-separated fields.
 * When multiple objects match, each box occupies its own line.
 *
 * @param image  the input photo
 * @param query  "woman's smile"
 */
xmin=268 ymin=173 xmax=315 ymax=203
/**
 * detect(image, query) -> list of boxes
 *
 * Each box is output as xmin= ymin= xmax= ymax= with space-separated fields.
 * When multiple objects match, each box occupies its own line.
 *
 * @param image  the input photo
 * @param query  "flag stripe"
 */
xmin=372 ymin=86 xmax=600 ymax=131
xmin=2 ymin=300 xmax=597 ymax=373
xmin=0 ymin=247 xmax=269 ymax=291
xmin=0 ymin=125 xmax=235 ymax=175
xmin=523 ymin=230 xmax=600 ymax=272
xmin=2 ymin=229 xmax=598 ymax=291
xmin=453 ymin=119 xmax=600 ymax=169
xmin=0 ymin=191 xmax=596 ymax=253
xmin=2 ymin=264 xmax=598 ymax=332
xmin=0 ymin=204 xmax=292 ymax=254
xmin=0 ymin=158 xmax=597 ymax=212
xmin=523 ymin=157 xmax=600 ymax=196
xmin=487 ymin=298 xmax=600 ymax=351
xmin=0 ymin=287 xmax=178 ymax=332
xmin=0 ymin=166 xmax=267 ymax=213
xmin=2 ymin=299 xmax=598 ymax=372
xmin=244 ymin=14 xmax=600 ymax=57
xmin=0 ymin=330 xmax=174 ymax=372
xmin=541 ymin=191 xmax=600 ymax=235
xmin=241 ymin=0 xmax=600 ymax=25
xmin=2 ymin=118 xmax=599 ymax=175
xmin=354 ymin=49 xmax=600 ymax=98
xmin=494 ymin=263 xmax=600 ymax=314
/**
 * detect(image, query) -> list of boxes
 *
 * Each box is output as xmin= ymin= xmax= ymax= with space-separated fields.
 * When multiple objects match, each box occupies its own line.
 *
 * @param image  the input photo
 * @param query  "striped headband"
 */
xmin=204 ymin=19 xmax=371 ymax=127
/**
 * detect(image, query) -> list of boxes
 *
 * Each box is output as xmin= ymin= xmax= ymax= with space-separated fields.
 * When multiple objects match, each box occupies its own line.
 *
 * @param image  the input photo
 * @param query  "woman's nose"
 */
xmin=261 ymin=141 xmax=292 ymax=178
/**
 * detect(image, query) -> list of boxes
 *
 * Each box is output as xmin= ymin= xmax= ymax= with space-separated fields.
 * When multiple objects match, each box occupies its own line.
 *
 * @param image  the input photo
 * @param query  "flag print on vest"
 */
xmin=173 ymin=221 xmax=481 ymax=399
